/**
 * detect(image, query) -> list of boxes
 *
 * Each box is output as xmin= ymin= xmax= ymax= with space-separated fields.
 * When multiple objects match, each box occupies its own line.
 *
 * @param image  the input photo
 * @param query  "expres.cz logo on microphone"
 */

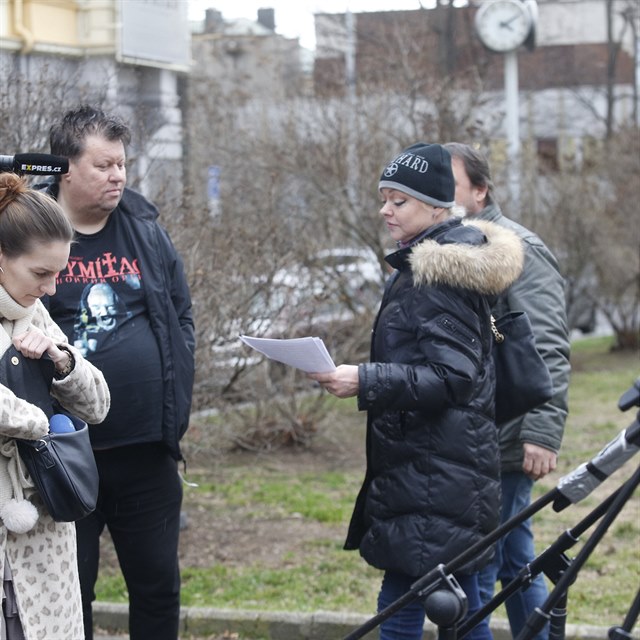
xmin=19 ymin=163 xmax=63 ymax=173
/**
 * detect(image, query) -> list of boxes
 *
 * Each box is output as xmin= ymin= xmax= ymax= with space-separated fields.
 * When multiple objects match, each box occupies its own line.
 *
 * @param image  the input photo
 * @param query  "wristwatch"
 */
xmin=54 ymin=346 xmax=75 ymax=379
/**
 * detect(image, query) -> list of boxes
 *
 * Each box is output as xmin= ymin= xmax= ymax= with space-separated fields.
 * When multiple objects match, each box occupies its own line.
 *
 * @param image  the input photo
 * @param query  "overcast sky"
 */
xmin=188 ymin=0 xmax=435 ymax=49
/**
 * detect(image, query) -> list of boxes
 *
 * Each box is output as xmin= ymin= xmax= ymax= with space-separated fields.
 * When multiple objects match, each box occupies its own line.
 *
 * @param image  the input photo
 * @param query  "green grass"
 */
xmin=188 ymin=469 xmax=358 ymax=523
xmin=178 ymin=550 xmax=380 ymax=610
xmin=95 ymin=336 xmax=639 ymax=630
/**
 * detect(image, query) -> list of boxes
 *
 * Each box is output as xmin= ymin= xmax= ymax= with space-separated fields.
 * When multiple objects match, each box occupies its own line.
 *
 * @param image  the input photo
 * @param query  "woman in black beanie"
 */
xmin=309 ymin=142 xmax=524 ymax=640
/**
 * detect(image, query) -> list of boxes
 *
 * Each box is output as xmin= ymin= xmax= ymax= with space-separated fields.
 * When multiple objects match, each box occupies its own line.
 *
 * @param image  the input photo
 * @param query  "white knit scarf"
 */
xmin=0 ymin=285 xmax=35 ymax=352
xmin=0 ymin=286 xmax=39 ymax=532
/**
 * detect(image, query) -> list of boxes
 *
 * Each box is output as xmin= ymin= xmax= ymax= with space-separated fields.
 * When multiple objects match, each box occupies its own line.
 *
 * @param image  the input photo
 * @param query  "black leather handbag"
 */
xmin=0 ymin=346 xmax=99 ymax=522
xmin=16 ymin=414 xmax=98 ymax=523
xmin=491 ymin=311 xmax=554 ymax=425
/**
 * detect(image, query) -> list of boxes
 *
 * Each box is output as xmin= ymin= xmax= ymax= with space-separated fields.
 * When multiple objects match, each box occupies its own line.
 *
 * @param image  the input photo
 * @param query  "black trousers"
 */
xmin=76 ymin=442 xmax=183 ymax=640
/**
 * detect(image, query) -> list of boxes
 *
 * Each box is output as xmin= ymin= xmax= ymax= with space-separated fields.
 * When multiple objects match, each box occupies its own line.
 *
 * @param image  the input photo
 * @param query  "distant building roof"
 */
xmin=223 ymin=17 xmax=274 ymax=37
xmin=190 ymin=7 xmax=277 ymax=37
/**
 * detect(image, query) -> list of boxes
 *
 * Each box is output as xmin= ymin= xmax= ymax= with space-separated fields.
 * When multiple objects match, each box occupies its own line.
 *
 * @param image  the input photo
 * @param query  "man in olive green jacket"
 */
xmin=445 ymin=142 xmax=571 ymax=640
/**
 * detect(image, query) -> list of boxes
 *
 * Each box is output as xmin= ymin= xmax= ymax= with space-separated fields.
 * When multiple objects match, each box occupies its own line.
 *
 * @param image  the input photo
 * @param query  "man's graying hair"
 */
xmin=49 ymin=105 xmax=131 ymax=160
xmin=444 ymin=142 xmax=495 ymax=205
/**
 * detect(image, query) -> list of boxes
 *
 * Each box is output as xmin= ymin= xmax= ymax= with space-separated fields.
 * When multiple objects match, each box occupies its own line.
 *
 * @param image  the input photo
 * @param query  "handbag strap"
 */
xmin=490 ymin=315 xmax=505 ymax=344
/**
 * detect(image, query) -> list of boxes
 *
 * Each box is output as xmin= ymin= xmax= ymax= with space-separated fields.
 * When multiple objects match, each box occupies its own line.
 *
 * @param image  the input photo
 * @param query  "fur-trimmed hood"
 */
xmin=408 ymin=219 xmax=524 ymax=295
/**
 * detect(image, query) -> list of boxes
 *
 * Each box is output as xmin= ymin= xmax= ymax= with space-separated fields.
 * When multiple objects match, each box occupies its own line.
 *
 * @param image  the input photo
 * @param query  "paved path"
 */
xmin=92 ymin=603 xmax=620 ymax=640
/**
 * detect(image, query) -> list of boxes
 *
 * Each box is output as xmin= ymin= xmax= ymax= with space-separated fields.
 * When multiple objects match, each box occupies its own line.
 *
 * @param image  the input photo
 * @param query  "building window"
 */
xmin=537 ymin=138 xmax=559 ymax=173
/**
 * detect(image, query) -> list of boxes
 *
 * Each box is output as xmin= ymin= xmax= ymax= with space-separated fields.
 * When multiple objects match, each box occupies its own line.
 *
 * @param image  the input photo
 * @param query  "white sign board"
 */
xmin=120 ymin=0 xmax=190 ymax=69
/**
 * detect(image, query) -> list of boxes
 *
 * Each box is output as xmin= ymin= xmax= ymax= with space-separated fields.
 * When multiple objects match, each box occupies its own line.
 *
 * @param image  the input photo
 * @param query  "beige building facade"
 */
xmin=0 ymin=0 xmax=189 ymax=204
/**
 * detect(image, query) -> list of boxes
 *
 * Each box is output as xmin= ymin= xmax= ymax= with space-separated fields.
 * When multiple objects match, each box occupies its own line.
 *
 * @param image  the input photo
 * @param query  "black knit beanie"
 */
xmin=378 ymin=142 xmax=455 ymax=208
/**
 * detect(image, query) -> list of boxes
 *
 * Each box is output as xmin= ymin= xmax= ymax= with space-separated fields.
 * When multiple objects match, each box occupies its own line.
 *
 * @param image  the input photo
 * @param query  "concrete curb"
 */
xmin=93 ymin=602 xmax=627 ymax=639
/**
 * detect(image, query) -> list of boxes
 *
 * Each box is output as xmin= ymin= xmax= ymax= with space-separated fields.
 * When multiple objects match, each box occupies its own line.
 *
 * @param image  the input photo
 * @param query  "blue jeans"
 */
xmin=378 ymin=570 xmax=493 ymax=640
xmin=478 ymin=472 xmax=549 ymax=640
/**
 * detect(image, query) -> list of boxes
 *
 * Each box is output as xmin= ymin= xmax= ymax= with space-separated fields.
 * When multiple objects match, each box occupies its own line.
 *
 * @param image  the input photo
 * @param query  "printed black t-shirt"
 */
xmin=48 ymin=210 xmax=163 ymax=447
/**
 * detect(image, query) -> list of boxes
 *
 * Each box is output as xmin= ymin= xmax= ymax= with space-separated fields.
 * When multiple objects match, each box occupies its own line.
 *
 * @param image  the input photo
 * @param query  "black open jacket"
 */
xmin=40 ymin=183 xmax=195 ymax=461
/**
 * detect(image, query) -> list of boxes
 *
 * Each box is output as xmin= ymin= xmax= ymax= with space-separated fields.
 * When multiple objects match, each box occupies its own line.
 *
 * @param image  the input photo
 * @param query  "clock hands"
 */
xmin=499 ymin=13 xmax=521 ymax=30
xmin=475 ymin=0 xmax=534 ymax=52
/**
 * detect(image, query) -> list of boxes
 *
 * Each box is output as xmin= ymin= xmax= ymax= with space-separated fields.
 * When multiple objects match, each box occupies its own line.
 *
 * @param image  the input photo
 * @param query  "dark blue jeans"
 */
xmin=76 ymin=443 xmax=183 ymax=640
xmin=377 ymin=570 xmax=493 ymax=640
xmin=477 ymin=471 xmax=549 ymax=640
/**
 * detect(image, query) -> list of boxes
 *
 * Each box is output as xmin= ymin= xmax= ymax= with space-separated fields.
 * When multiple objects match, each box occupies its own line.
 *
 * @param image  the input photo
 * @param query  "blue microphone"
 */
xmin=49 ymin=414 xmax=75 ymax=434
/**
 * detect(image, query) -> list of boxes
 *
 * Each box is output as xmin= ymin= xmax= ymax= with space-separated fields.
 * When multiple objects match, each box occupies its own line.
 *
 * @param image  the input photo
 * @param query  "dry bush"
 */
xmin=183 ymin=61 xmax=495 ymax=450
xmin=518 ymin=129 xmax=639 ymax=351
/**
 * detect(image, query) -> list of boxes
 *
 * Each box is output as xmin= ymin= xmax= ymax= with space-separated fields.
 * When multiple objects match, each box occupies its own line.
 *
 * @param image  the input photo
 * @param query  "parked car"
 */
xmin=241 ymin=246 xmax=384 ymax=342
xmin=208 ymin=246 xmax=386 ymax=399
xmin=300 ymin=246 xmax=383 ymax=312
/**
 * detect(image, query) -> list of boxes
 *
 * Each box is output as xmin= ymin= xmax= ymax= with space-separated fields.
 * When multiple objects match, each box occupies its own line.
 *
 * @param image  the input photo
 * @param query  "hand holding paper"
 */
xmin=307 ymin=364 xmax=360 ymax=399
xmin=239 ymin=335 xmax=336 ymax=373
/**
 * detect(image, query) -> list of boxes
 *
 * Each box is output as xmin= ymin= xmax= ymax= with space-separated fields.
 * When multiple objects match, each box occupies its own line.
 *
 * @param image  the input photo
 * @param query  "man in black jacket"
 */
xmin=43 ymin=105 xmax=195 ymax=640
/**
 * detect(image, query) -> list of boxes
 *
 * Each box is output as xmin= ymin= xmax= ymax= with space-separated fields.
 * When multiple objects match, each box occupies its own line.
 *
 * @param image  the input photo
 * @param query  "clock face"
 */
xmin=475 ymin=0 xmax=532 ymax=53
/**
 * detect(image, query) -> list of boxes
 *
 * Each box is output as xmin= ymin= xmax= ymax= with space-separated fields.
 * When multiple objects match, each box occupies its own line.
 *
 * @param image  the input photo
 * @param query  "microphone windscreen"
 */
xmin=13 ymin=153 xmax=69 ymax=175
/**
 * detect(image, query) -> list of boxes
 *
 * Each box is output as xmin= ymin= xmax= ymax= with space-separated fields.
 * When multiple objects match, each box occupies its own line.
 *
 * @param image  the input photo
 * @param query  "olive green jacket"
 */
xmin=475 ymin=202 xmax=571 ymax=472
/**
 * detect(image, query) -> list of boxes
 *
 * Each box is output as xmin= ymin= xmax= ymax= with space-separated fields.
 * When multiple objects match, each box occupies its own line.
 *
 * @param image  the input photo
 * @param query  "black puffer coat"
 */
xmin=345 ymin=217 xmax=524 ymax=578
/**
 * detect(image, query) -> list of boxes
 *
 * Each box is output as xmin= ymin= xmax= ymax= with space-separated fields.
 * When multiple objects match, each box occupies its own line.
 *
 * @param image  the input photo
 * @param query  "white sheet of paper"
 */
xmin=239 ymin=335 xmax=336 ymax=373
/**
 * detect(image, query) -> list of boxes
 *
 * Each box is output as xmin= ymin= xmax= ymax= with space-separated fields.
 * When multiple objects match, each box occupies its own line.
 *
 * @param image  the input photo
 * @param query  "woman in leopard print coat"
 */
xmin=0 ymin=173 xmax=110 ymax=639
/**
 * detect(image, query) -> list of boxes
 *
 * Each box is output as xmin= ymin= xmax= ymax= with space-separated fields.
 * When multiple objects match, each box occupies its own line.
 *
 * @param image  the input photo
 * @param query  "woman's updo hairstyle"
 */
xmin=0 ymin=173 xmax=74 ymax=258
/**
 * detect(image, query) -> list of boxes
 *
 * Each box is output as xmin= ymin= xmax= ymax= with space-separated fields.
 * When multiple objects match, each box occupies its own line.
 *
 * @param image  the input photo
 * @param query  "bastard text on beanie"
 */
xmin=379 ymin=142 xmax=456 ymax=209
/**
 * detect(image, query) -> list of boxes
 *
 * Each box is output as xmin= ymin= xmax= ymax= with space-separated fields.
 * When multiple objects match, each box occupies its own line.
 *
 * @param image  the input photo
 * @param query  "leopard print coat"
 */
xmin=0 ymin=288 xmax=110 ymax=639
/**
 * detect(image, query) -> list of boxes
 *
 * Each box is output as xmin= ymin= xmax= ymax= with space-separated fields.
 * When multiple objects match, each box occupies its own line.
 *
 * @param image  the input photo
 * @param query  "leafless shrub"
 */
xmin=521 ymin=128 xmax=639 ymax=351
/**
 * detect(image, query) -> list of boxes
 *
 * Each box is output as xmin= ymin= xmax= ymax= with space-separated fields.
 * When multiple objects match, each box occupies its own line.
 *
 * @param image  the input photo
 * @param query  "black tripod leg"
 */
xmin=341 ymin=489 xmax=559 ymax=640
xmin=608 ymin=587 xmax=640 ymax=639
xmin=516 ymin=465 xmax=640 ymax=640
xmin=548 ymin=591 xmax=568 ymax=640
xmin=457 ymin=488 xmax=621 ymax=640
